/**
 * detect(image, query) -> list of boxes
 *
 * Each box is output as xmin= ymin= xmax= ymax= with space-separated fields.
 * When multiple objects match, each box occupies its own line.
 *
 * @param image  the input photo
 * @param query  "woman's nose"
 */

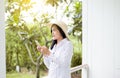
xmin=52 ymin=32 xmax=54 ymax=35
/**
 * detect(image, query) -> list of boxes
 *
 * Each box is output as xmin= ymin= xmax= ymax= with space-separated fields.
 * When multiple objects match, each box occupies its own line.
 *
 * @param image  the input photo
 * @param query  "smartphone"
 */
xmin=35 ymin=40 xmax=40 ymax=46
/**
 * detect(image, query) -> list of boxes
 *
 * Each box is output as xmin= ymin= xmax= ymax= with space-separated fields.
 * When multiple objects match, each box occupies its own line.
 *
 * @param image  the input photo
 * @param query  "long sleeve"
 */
xmin=43 ymin=56 xmax=50 ymax=69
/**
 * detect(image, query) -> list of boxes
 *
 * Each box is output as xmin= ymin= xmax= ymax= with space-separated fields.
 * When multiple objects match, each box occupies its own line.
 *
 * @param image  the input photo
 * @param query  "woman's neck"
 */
xmin=57 ymin=37 xmax=64 ymax=44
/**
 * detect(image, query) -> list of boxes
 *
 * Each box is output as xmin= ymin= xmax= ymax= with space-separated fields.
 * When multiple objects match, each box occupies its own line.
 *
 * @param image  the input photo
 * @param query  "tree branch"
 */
xmin=24 ymin=43 xmax=37 ymax=65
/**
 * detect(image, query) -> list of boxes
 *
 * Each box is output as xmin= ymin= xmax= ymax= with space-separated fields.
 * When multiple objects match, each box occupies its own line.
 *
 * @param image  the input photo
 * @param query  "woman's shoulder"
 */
xmin=65 ymin=39 xmax=73 ymax=47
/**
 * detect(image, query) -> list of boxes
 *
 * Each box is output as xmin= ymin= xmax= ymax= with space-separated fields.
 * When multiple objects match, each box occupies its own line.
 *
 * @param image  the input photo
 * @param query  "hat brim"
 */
xmin=48 ymin=21 xmax=69 ymax=39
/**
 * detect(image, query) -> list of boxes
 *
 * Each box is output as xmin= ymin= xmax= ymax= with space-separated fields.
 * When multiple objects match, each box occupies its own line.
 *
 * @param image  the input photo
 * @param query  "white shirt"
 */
xmin=43 ymin=38 xmax=73 ymax=78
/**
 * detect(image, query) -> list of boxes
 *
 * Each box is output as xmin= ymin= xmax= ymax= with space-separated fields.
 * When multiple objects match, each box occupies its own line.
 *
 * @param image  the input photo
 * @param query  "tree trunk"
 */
xmin=18 ymin=33 xmax=43 ymax=78
xmin=16 ymin=52 xmax=20 ymax=66
xmin=36 ymin=59 xmax=40 ymax=78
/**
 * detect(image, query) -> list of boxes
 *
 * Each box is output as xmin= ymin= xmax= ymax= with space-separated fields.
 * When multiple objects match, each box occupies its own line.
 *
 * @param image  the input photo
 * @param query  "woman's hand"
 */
xmin=37 ymin=46 xmax=50 ymax=56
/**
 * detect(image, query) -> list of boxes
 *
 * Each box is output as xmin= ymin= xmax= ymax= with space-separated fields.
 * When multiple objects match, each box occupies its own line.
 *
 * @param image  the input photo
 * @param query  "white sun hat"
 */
xmin=49 ymin=20 xmax=69 ymax=39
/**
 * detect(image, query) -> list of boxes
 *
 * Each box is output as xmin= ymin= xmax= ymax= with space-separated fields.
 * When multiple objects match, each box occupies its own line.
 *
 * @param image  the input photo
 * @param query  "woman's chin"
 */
xmin=52 ymin=37 xmax=56 ymax=40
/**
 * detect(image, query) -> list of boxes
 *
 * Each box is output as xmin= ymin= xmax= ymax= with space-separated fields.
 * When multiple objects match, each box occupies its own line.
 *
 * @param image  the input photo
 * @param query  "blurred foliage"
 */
xmin=45 ymin=0 xmax=68 ymax=7
xmin=70 ymin=35 xmax=82 ymax=67
xmin=64 ymin=1 xmax=82 ymax=43
xmin=71 ymin=52 xmax=82 ymax=67
xmin=5 ymin=0 xmax=35 ymax=31
xmin=45 ymin=0 xmax=59 ymax=7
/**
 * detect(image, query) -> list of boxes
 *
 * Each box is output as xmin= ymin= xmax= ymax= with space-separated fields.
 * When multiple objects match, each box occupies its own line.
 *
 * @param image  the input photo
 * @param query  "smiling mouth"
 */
xmin=52 ymin=35 xmax=55 ymax=37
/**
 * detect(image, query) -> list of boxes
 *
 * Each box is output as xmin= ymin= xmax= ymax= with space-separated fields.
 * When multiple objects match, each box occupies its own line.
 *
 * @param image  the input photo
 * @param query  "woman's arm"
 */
xmin=43 ymin=56 xmax=50 ymax=69
xmin=37 ymin=46 xmax=50 ymax=69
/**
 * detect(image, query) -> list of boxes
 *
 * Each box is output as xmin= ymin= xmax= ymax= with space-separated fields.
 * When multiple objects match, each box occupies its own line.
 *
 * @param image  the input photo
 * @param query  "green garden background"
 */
xmin=5 ymin=0 xmax=82 ymax=78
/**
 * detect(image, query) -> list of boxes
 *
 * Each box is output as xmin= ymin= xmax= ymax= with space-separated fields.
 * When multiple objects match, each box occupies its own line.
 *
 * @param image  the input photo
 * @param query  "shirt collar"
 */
xmin=56 ymin=38 xmax=68 ymax=47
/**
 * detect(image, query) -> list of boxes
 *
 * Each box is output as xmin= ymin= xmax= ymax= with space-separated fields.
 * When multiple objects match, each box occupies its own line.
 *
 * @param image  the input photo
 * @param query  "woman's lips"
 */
xmin=52 ymin=35 xmax=55 ymax=37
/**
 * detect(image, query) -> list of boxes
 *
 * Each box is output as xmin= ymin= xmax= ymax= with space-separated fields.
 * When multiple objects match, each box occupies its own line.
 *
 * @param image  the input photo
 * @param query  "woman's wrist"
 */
xmin=43 ymin=50 xmax=51 ymax=57
xmin=47 ymin=50 xmax=50 ymax=56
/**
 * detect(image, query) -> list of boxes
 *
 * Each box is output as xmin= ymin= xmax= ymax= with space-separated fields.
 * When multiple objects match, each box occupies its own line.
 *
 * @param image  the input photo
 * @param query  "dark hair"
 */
xmin=50 ymin=24 xmax=67 ymax=50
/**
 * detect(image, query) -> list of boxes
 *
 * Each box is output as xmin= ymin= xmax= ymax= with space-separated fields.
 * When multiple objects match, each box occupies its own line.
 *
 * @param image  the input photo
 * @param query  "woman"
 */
xmin=37 ymin=20 xmax=73 ymax=78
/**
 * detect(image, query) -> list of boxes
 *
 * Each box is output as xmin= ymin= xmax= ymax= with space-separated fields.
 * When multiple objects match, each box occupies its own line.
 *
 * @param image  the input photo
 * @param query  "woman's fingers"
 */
xmin=37 ymin=46 xmax=41 ymax=52
xmin=37 ymin=46 xmax=50 ymax=56
xmin=37 ymin=46 xmax=45 ymax=53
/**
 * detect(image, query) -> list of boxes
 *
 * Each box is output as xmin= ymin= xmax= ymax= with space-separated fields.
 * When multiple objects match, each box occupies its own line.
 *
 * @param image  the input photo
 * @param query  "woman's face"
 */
xmin=51 ymin=25 xmax=62 ymax=40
